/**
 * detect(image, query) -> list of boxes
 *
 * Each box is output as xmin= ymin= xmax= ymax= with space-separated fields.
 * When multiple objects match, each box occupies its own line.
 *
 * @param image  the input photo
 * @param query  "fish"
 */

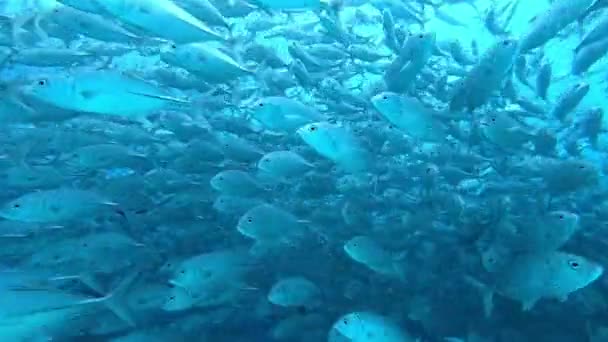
xmin=519 ymin=0 xmax=594 ymax=52
xmin=257 ymin=150 xmax=314 ymax=181
xmin=267 ymin=276 xmax=322 ymax=309
xmin=344 ymin=235 xmax=406 ymax=280
xmin=161 ymin=42 xmax=253 ymax=83
xmin=468 ymin=251 xmax=603 ymax=317
xmin=0 ymin=0 xmax=606 ymax=340
xmin=297 ymin=121 xmax=372 ymax=173
xmin=0 ymin=188 xmax=122 ymax=223
xmin=330 ymin=311 xmax=415 ymax=342
xmin=236 ymin=203 xmax=308 ymax=254
xmin=371 ymin=92 xmax=447 ymax=142
xmin=250 ymin=96 xmax=325 ymax=133
xmin=449 ymin=38 xmax=519 ymax=111
xmin=94 ymin=0 xmax=227 ymax=43
xmin=21 ymin=70 xmax=189 ymax=118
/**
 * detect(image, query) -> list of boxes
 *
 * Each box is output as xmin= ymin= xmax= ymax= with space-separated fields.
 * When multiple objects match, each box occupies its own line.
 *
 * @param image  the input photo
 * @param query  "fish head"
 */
xmin=236 ymin=207 xmax=262 ymax=238
xmin=332 ymin=312 xmax=371 ymax=339
xmin=257 ymin=153 xmax=278 ymax=174
xmin=573 ymin=82 xmax=590 ymax=94
xmin=209 ymin=171 xmax=229 ymax=191
xmin=546 ymin=211 xmax=580 ymax=233
xmin=267 ymin=281 xmax=290 ymax=306
xmin=296 ymin=122 xmax=338 ymax=156
xmin=212 ymin=195 xmax=232 ymax=212
xmin=250 ymin=97 xmax=280 ymax=122
xmin=0 ymin=197 xmax=32 ymax=221
xmin=371 ymin=92 xmax=401 ymax=118
xmin=553 ymin=253 xmax=604 ymax=292
xmin=410 ymin=31 xmax=437 ymax=50
xmin=21 ymin=76 xmax=69 ymax=106
xmin=495 ymin=37 xmax=519 ymax=62
xmin=343 ymin=236 xmax=378 ymax=264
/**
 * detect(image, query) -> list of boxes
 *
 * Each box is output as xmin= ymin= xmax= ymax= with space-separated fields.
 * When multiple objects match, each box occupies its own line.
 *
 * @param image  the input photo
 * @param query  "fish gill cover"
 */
xmin=0 ymin=0 xmax=607 ymax=341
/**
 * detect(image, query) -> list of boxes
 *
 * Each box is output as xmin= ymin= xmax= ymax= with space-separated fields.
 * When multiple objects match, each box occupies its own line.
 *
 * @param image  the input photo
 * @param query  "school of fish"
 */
xmin=0 ymin=0 xmax=608 ymax=341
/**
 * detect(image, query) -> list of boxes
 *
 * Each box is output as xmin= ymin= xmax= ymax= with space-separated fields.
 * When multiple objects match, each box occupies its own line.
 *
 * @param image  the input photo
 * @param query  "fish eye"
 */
xmin=559 ymin=214 xmax=564 ymax=219
xmin=37 ymin=79 xmax=47 ymax=86
xmin=170 ymin=44 xmax=177 ymax=49
xmin=502 ymin=40 xmax=511 ymax=46
xmin=309 ymin=126 xmax=316 ymax=132
xmin=258 ymin=103 xmax=264 ymax=107
xmin=247 ymin=217 xmax=253 ymax=223
xmin=382 ymin=95 xmax=388 ymax=100
xmin=578 ymin=165 xmax=585 ymax=169
xmin=12 ymin=203 xmax=20 ymax=208
xmin=568 ymin=260 xmax=580 ymax=269
xmin=418 ymin=34 xmax=424 ymax=38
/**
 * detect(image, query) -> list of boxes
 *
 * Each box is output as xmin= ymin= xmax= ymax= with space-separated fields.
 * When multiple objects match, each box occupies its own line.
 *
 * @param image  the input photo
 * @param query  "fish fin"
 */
xmin=168 ymin=279 xmax=188 ymax=290
xmin=522 ymin=298 xmax=538 ymax=311
xmin=30 ymin=12 xmax=48 ymax=41
xmin=11 ymin=11 xmax=36 ymax=47
xmin=392 ymin=262 xmax=407 ymax=283
xmin=99 ymin=271 xmax=140 ymax=327
xmin=79 ymin=90 xmax=98 ymax=99
xmin=557 ymin=294 xmax=569 ymax=303
xmin=67 ymin=272 xmax=139 ymax=327
xmin=464 ymin=276 xmax=494 ymax=318
xmin=126 ymin=91 xmax=190 ymax=105
xmin=249 ymin=242 xmax=272 ymax=257
xmin=78 ymin=273 xmax=105 ymax=295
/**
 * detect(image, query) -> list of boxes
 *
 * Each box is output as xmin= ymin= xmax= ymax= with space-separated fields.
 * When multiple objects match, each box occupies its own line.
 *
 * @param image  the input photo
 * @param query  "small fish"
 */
xmin=372 ymin=92 xmax=447 ymax=142
xmin=210 ymin=169 xmax=266 ymax=197
xmin=0 ymin=188 xmax=121 ymax=223
xmin=267 ymin=276 xmax=322 ymax=309
xmin=297 ymin=121 xmax=372 ymax=173
xmin=344 ymin=235 xmax=406 ymax=280
xmin=236 ymin=204 xmax=308 ymax=254
xmin=257 ymin=150 xmax=314 ymax=181
xmin=331 ymin=311 xmax=415 ymax=342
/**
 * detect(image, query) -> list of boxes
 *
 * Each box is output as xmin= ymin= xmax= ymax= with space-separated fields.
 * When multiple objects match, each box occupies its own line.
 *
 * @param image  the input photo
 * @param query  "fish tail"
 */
xmin=113 ymin=207 xmax=138 ymax=241
xmin=464 ymin=275 xmax=494 ymax=318
xmin=91 ymin=271 xmax=140 ymax=327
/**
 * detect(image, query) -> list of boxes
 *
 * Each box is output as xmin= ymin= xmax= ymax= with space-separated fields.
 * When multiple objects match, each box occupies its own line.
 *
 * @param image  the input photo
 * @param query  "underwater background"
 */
xmin=0 ymin=0 xmax=608 ymax=341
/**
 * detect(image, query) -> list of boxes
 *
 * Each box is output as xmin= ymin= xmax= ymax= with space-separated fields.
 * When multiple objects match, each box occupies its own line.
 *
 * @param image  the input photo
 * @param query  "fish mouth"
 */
xmin=168 ymin=279 xmax=189 ymax=290
xmin=592 ymin=265 xmax=605 ymax=282
xmin=295 ymin=126 xmax=307 ymax=136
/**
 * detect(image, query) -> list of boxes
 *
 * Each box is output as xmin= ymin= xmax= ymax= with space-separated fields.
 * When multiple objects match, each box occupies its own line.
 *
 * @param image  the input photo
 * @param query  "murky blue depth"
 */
xmin=0 ymin=0 xmax=607 ymax=341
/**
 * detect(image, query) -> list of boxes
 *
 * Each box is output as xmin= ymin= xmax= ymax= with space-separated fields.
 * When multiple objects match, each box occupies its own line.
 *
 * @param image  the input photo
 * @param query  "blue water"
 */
xmin=0 ymin=0 xmax=607 ymax=341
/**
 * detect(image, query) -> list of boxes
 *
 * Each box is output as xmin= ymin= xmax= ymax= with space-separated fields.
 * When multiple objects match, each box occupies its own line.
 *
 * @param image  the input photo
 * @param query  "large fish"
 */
xmin=22 ymin=70 xmax=188 ymax=118
xmin=519 ymin=0 xmax=594 ymax=52
xmin=468 ymin=251 xmax=603 ymax=317
xmin=94 ymin=0 xmax=227 ymax=42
